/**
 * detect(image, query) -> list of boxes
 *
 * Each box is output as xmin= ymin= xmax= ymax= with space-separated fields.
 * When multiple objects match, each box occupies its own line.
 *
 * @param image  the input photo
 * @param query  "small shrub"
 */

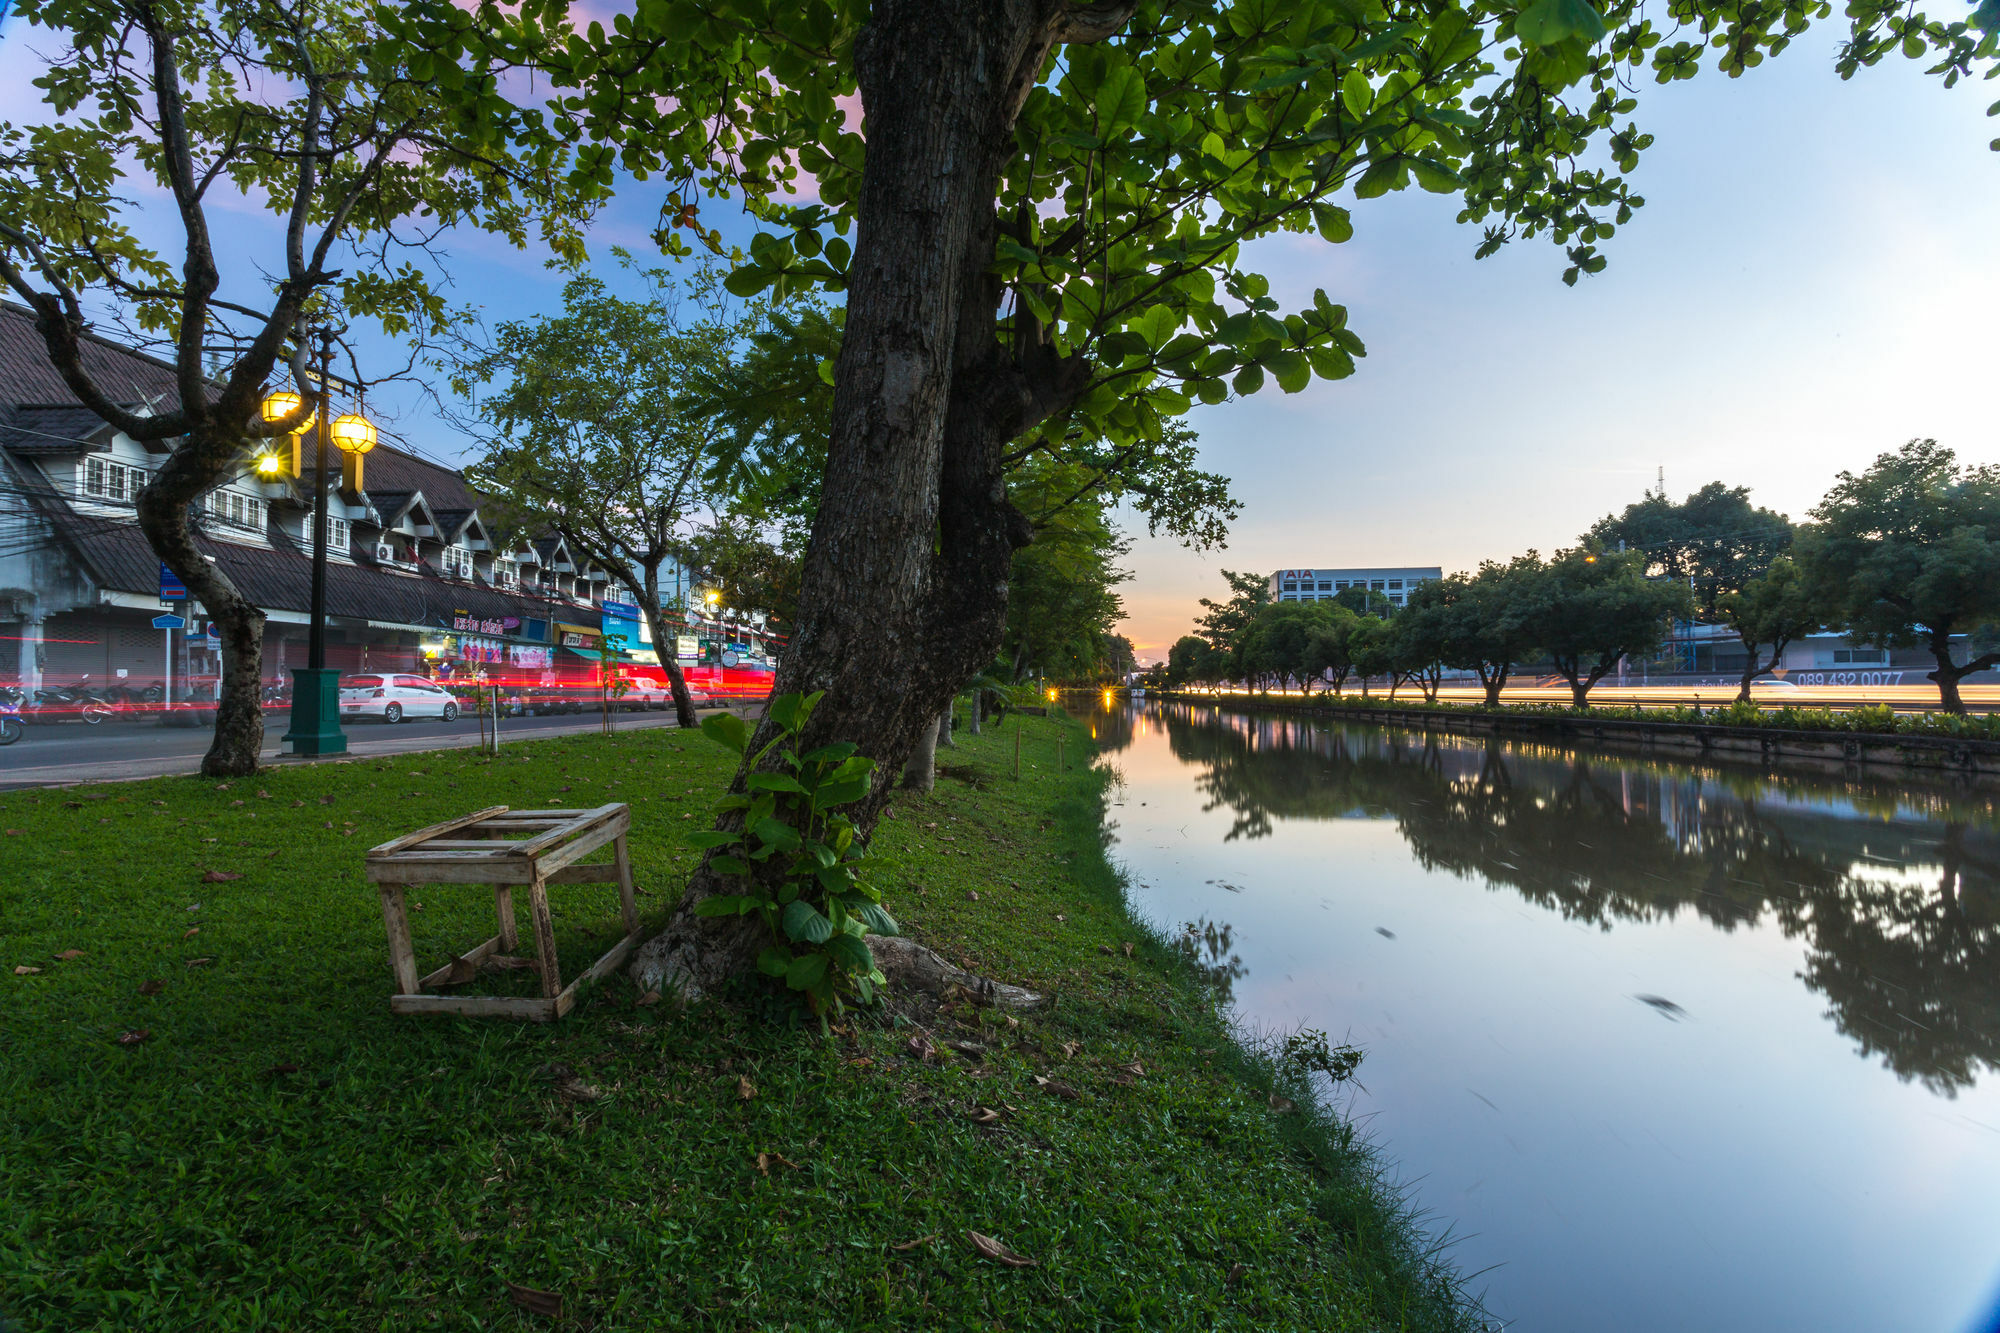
xmin=690 ymin=692 xmax=897 ymax=1015
xmin=1280 ymin=1027 xmax=1364 ymax=1083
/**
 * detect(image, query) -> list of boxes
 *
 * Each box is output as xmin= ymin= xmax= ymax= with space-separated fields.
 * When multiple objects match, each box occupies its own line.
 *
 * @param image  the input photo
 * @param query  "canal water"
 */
xmin=1084 ymin=698 xmax=2000 ymax=1333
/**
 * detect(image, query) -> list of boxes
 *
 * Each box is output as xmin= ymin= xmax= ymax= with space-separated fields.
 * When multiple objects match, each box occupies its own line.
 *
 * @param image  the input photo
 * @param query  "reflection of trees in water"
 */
xmin=1175 ymin=918 xmax=1247 ymax=1004
xmin=1148 ymin=702 xmax=2000 ymax=1094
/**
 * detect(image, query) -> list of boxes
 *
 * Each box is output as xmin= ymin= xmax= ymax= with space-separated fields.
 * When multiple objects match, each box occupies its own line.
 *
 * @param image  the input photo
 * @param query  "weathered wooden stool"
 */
xmin=365 ymin=804 xmax=641 ymax=1021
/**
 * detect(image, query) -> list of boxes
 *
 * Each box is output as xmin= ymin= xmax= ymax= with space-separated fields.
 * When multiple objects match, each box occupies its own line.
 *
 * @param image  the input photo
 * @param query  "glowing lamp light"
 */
xmin=330 ymin=413 xmax=377 ymax=454
xmin=253 ymin=452 xmax=285 ymax=477
xmin=259 ymin=389 xmax=314 ymax=430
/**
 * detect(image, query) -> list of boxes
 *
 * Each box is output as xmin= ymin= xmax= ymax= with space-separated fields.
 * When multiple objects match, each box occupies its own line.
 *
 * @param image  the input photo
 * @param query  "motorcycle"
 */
xmin=0 ymin=689 xmax=21 ymax=745
xmin=27 ymin=676 xmax=115 ymax=725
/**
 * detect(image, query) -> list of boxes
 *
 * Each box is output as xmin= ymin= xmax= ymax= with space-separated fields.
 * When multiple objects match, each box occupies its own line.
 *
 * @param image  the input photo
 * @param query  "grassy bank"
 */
xmin=1 ymin=714 xmax=1475 ymax=1331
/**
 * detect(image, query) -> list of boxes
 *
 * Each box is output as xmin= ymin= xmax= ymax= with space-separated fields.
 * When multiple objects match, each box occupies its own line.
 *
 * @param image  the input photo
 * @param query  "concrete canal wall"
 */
xmin=1153 ymin=692 xmax=2000 ymax=782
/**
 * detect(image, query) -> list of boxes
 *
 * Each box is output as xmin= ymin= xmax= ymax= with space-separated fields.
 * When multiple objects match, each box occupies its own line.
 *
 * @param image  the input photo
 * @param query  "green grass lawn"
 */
xmin=0 ymin=713 xmax=1477 ymax=1331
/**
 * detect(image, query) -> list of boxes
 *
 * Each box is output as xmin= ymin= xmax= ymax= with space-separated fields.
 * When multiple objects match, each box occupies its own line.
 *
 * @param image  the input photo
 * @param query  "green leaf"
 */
xmin=816 ymin=777 xmax=869 ymax=807
xmin=722 ymin=264 xmax=770 ymax=298
xmin=826 ymin=932 xmax=875 ymax=974
xmin=1515 ymin=0 xmax=1609 ymax=48
xmin=693 ymin=894 xmax=760 ymax=917
xmin=700 ymin=712 xmax=749 ymax=754
xmin=785 ymin=953 xmax=829 ymax=991
xmin=1232 ymin=363 xmax=1265 ymax=395
xmin=750 ymin=816 xmax=803 ymax=851
xmin=854 ymin=902 xmax=900 ymax=937
xmin=783 ymin=899 xmax=836 ymax=944
xmin=800 ymin=742 xmax=858 ymax=763
xmin=1267 ymin=349 xmax=1311 ymax=393
xmin=757 ymin=946 xmax=794 ymax=977
xmin=1096 ymin=64 xmax=1147 ymax=138
xmin=746 ymin=772 xmax=808 ymax=794
xmin=709 ymin=853 xmax=752 ymax=876
xmin=1311 ymin=203 xmax=1354 ymax=244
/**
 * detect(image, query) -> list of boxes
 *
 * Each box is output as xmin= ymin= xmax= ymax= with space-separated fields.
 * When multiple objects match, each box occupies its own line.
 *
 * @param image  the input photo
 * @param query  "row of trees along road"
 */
xmin=1167 ymin=550 xmax=1694 ymax=707
xmin=1168 ymin=440 xmax=2000 ymax=713
xmin=4 ymin=0 xmax=1993 ymax=1002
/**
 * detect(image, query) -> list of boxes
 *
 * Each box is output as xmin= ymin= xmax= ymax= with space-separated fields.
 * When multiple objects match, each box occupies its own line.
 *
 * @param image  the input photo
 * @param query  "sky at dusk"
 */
xmin=3 ymin=20 xmax=1994 ymax=662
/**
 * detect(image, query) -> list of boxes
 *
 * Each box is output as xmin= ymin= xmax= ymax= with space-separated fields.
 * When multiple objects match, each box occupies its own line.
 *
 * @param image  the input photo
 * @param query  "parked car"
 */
xmin=338 ymin=673 xmax=461 ymax=723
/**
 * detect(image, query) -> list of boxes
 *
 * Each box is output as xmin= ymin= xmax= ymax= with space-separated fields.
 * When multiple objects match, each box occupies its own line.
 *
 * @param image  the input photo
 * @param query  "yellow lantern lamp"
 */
xmin=258 ymin=389 xmax=317 ymax=476
xmin=330 ymin=412 xmax=377 ymax=491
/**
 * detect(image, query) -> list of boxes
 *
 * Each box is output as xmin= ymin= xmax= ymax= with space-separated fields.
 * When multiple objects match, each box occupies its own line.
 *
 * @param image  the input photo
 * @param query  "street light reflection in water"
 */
xmin=1083 ymin=696 xmax=2000 ymax=1333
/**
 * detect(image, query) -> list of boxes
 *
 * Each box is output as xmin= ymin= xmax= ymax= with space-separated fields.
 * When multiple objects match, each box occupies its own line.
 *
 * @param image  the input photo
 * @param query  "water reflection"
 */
xmin=1104 ymin=700 xmax=2000 ymax=1096
xmin=1173 ymin=917 xmax=1248 ymax=1004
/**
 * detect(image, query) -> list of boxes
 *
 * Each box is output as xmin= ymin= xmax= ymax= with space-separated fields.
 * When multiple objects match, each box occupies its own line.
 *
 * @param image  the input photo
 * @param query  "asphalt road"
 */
xmin=0 ymin=707 xmax=727 ymax=791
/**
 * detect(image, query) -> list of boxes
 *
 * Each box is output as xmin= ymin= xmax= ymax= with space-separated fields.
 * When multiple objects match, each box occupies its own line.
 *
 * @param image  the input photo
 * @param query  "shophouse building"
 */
xmin=0 ymin=301 xmax=676 ymax=697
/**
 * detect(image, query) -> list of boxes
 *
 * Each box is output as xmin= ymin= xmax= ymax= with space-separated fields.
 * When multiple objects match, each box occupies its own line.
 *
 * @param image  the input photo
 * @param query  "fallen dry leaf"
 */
xmin=318 ymin=795 xmax=333 ymax=805
xmin=1097 ymin=944 xmax=1113 ymax=955
xmin=116 ymin=1029 xmax=152 ymax=1045
xmin=182 ymin=927 xmax=200 ymax=940
xmin=969 ymin=1106 xmax=1002 ymax=1125
xmin=1059 ymin=1041 xmax=1082 ymax=1059
xmin=1115 ymin=1059 xmax=1145 ymax=1078
xmin=266 ymin=1062 xmax=300 ymax=1076
xmin=229 ymin=799 xmax=245 ymax=807
xmin=966 ymin=1231 xmax=1037 ymax=1269
xmin=891 ymin=1234 xmax=940 ymax=1252
xmin=736 ymin=1075 xmax=756 ymax=1101
xmin=966 ymin=890 xmax=979 ymax=901
xmin=1226 ymin=1262 xmax=1247 ymax=1287
xmin=1033 ymin=1075 xmax=1081 ymax=1101
xmin=200 ymin=870 xmax=241 ymax=883
xmin=214 ymin=782 xmax=232 ymax=791
xmin=1054 ymin=913 xmax=1066 ymax=922
xmin=3 ymin=829 xmax=23 ymax=836
xmin=635 ymin=990 xmax=663 ymax=1007
xmin=905 ymin=1034 xmax=937 ymax=1063
xmin=257 ymin=789 xmax=271 ymax=799
xmin=55 ymin=949 xmax=84 ymax=961
xmin=1122 ymin=942 xmax=1135 ymax=958
xmin=291 ymin=800 xmax=305 ymax=808
xmin=13 ymin=965 xmax=41 ymax=976
xmin=187 ymin=957 xmax=213 ymax=968
xmin=138 ymin=979 xmax=164 ymax=996
xmin=503 ymin=1281 xmax=563 ymax=1318
xmin=1268 ymin=1093 xmax=1297 ymax=1114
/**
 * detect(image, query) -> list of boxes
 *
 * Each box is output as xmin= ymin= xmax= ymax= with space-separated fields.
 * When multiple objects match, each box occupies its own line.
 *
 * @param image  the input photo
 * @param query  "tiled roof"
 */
xmin=0 ymin=301 xmax=184 ymax=412
xmin=0 ymin=405 xmax=117 ymax=454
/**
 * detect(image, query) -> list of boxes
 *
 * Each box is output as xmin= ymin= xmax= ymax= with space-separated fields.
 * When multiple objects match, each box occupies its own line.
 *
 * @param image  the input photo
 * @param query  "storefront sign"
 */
xmin=451 ymin=614 xmax=518 ymax=635
xmin=561 ymin=631 xmax=590 ymax=648
xmin=675 ymin=635 xmax=698 ymax=661
xmin=508 ymin=644 xmax=552 ymax=669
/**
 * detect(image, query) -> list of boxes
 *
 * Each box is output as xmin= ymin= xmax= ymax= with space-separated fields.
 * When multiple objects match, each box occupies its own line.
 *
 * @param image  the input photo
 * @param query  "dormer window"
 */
xmin=493 ymin=559 xmax=518 ymax=589
xmin=305 ymin=509 xmax=349 ymax=554
xmin=84 ymin=457 xmax=148 ymax=502
xmin=200 ymin=488 xmax=265 ymax=533
xmin=440 ymin=546 xmax=473 ymax=578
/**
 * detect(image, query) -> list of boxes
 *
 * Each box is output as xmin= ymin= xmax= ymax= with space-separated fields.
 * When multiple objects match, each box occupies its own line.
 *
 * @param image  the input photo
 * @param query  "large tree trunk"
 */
xmin=1480 ymin=663 xmax=1507 ymax=707
xmin=632 ymin=0 xmax=1110 ymax=1002
xmin=136 ymin=443 xmax=266 ymax=777
xmin=1925 ymin=628 xmax=1997 ymax=715
xmin=937 ymin=705 xmax=955 ymax=749
xmin=968 ymin=692 xmax=982 ymax=735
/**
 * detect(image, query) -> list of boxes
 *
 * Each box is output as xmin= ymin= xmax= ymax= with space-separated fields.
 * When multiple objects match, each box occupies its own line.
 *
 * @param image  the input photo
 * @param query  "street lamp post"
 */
xmin=268 ymin=332 xmax=373 ymax=757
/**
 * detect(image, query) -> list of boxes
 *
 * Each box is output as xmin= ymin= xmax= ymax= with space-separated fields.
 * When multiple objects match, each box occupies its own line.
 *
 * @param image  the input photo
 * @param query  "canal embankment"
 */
xmin=1155 ymin=690 xmax=2000 ymax=781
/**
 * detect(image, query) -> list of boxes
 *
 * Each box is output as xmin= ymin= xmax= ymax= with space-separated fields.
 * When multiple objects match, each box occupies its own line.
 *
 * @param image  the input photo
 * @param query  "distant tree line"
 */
xmin=1160 ymin=440 xmax=2000 ymax=713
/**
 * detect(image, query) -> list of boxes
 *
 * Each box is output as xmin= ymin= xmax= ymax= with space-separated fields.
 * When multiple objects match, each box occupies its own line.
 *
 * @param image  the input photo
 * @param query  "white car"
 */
xmin=338 ymin=673 xmax=460 ymax=723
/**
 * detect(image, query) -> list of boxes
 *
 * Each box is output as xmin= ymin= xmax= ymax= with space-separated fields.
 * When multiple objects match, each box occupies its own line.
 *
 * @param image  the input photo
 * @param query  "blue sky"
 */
xmin=3 ymin=21 xmax=1994 ymax=658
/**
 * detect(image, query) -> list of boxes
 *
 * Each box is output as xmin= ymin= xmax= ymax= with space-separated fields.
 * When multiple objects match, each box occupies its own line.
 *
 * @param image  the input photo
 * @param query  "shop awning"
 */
xmin=562 ymin=645 xmax=630 ymax=662
xmin=555 ymin=622 xmax=599 ymax=638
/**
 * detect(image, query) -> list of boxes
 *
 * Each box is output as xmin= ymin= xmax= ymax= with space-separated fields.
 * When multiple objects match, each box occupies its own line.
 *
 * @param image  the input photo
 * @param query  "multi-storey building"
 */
xmin=1270 ymin=566 xmax=1443 ymax=609
xmin=0 ymin=301 xmax=692 ymax=697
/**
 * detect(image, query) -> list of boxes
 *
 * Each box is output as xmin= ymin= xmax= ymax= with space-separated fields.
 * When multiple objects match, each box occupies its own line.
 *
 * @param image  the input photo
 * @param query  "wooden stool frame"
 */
xmin=365 ymin=804 xmax=641 ymax=1021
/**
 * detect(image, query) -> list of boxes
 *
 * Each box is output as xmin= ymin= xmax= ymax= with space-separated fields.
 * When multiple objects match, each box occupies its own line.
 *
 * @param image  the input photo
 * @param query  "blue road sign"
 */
xmin=205 ymin=623 xmax=221 ymax=640
xmin=159 ymin=562 xmax=188 ymax=599
xmin=151 ymin=614 xmax=186 ymax=630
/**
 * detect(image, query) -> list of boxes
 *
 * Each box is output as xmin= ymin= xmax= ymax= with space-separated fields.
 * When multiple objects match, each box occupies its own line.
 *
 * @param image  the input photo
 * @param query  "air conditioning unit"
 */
xmin=375 ymin=542 xmax=396 ymax=563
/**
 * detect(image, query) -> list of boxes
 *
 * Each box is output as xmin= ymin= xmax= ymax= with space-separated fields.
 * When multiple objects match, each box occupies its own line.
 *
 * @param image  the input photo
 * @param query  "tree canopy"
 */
xmin=1588 ymin=482 xmax=1794 ymax=619
xmin=1801 ymin=438 xmax=2000 ymax=713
